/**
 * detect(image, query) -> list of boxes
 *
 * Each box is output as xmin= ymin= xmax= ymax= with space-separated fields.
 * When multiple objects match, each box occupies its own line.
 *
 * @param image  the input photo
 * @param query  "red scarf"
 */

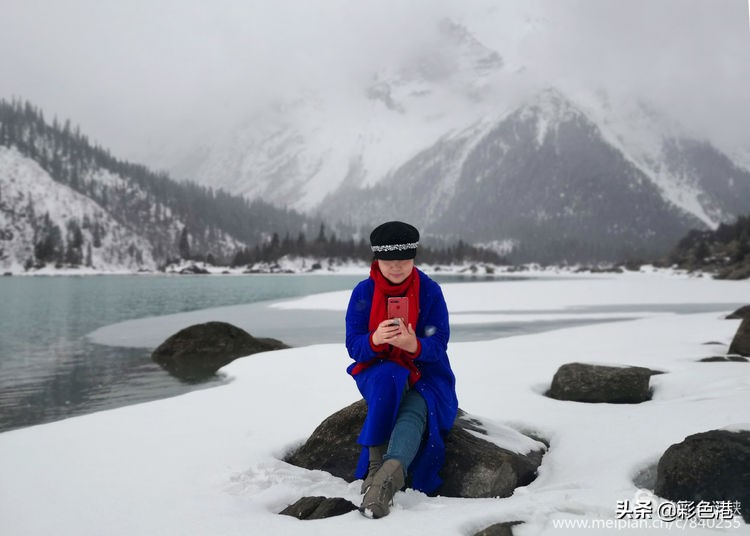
xmin=351 ymin=261 xmax=421 ymax=385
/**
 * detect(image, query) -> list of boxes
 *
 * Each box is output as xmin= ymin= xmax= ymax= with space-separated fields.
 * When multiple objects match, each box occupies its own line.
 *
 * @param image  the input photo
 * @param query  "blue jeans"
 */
xmin=384 ymin=389 xmax=427 ymax=472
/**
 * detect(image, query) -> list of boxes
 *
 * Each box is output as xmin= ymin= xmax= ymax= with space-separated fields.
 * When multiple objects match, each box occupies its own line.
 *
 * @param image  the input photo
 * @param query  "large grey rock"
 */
xmin=728 ymin=318 xmax=750 ymax=357
xmin=278 ymin=496 xmax=357 ymax=520
xmin=547 ymin=362 xmax=656 ymax=403
xmin=655 ymin=430 xmax=750 ymax=523
xmin=441 ymin=412 xmax=544 ymax=498
xmin=178 ymin=264 xmax=210 ymax=275
xmin=151 ymin=321 xmax=288 ymax=381
xmin=473 ymin=521 xmax=523 ymax=536
xmin=726 ymin=305 xmax=750 ymax=320
xmin=283 ymin=400 xmax=546 ymax=498
xmin=284 ymin=400 xmax=364 ymax=482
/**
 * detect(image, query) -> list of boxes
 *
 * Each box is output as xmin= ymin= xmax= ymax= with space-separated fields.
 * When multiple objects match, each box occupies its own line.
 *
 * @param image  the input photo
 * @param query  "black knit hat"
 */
xmin=369 ymin=221 xmax=420 ymax=260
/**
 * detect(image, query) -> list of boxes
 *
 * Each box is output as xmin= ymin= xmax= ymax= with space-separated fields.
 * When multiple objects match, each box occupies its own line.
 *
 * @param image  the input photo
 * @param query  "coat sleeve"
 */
xmin=415 ymin=282 xmax=450 ymax=363
xmin=345 ymin=281 xmax=381 ymax=363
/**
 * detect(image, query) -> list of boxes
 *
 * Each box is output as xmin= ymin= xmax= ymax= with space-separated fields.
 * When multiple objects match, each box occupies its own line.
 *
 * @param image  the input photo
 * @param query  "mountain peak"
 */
xmin=514 ymin=88 xmax=590 ymax=146
xmin=523 ymin=88 xmax=582 ymax=118
xmin=366 ymin=17 xmax=504 ymax=112
xmin=436 ymin=18 xmax=504 ymax=76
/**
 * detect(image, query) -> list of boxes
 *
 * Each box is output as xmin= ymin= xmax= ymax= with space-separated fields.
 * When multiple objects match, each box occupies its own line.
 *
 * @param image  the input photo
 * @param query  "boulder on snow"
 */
xmin=283 ymin=399 xmax=546 ymax=499
xmin=654 ymin=429 xmax=750 ymax=523
xmin=278 ymin=496 xmax=357 ymax=520
xmin=473 ymin=521 xmax=524 ymax=536
xmin=726 ymin=305 xmax=750 ymax=320
xmin=151 ymin=321 xmax=288 ymax=381
xmin=179 ymin=264 xmax=210 ymax=275
xmin=728 ymin=318 xmax=750 ymax=357
xmin=698 ymin=355 xmax=748 ymax=363
xmin=547 ymin=362 xmax=658 ymax=404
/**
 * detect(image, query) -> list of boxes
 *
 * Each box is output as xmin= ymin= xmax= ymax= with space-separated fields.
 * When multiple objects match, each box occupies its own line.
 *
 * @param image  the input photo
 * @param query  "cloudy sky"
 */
xmin=1 ymin=0 xmax=748 ymax=163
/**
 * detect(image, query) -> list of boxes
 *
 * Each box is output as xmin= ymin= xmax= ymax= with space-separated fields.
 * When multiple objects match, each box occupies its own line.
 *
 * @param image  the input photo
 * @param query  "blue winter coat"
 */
xmin=345 ymin=269 xmax=458 ymax=493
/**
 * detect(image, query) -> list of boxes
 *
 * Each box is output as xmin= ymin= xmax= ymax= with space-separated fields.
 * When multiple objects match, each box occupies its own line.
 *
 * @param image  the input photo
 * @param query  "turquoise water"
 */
xmin=1 ymin=273 xmax=740 ymax=433
xmin=0 ymin=274 xmax=365 ymax=432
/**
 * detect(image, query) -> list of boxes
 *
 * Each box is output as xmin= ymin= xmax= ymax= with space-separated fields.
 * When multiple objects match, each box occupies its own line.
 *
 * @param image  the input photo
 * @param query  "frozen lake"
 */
xmin=0 ymin=271 xmax=744 ymax=433
xmin=0 ymin=273 xmax=363 ymax=431
xmin=1 ymin=270 xmax=747 ymax=535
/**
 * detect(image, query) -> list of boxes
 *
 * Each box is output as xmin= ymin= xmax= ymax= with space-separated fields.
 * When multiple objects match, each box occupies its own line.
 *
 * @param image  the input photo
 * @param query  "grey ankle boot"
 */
xmin=360 ymin=444 xmax=386 ymax=494
xmin=359 ymin=459 xmax=405 ymax=519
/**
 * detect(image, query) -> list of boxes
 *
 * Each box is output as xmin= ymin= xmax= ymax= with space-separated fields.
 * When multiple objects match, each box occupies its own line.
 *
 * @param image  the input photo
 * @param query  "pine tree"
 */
xmin=92 ymin=220 xmax=102 ymax=248
xmin=178 ymin=227 xmax=191 ymax=259
xmin=64 ymin=220 xmax=84 ymax=265
xmin=297 ymin=231 xmax=307 ymax=253
xmin=34 ymin=213 xmax=63 ymax=264
xmin=316 ymin=223 xmax=327 ymax=244
xmin=281 ymin=232 xmax=293 ymax=256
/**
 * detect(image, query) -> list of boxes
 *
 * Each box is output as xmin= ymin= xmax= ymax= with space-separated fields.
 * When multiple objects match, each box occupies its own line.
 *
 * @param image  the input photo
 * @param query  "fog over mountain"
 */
xmin=1 ymin=0 xmax=748 ymax=165
xmin=2 ymin=1 xmax=750 ymax=264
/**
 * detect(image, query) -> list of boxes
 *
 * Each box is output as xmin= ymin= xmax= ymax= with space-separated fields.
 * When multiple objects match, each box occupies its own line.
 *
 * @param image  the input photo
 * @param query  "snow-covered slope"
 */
xmin=0 ymin=146 xmax=156 ymax=272
xmin=582 ymin=94 xmax=750 ymax=229
xmin=324 ymin=89 xmax=725 ymax=262
xmin=0 ymin=141 xmax=256 ymax=273
xmin=1 ymin=273 xmax=748 ymax=535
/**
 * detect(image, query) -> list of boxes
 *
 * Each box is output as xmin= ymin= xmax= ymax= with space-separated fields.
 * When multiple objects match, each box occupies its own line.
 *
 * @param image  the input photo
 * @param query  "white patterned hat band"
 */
xmin=371 ymin=242 xmax=419 ymax=253
xmin=369 ymin=221 xmax=420 ymax=259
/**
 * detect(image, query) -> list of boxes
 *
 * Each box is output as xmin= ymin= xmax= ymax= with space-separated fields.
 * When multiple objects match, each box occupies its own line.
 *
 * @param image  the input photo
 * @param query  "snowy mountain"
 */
xmin=324 ymin=89 xmax=750 ymax=262
xmin=156 ymin=17 xmax=750 ymax=263
xmin=0 ymin=146 xmax=157 ymax=272
xmin=0 ymin=144 xmax=254 ymax=273
xmin=586 ymin=96 xmax=750 ymax=229
xmin=0 ymin=101 xmax=315 ymax=273
xmin=164 ymin=18 xmax=516 ymax=212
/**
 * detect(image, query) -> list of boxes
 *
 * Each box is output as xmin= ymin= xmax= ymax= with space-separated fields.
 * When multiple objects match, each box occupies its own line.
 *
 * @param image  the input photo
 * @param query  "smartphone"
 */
xmin=387 ymin=297 xmax=409 ymax=327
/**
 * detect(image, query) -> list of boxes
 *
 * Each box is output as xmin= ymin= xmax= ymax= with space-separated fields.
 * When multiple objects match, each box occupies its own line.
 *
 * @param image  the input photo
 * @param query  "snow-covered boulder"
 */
xmin=278 ymin=496 xmax=357 ymax=520
xmin=726 ymin=305 xmax=750 ymax=320
xmin=699 ymin=355 xmax=749 ymax=363
xmin=178 ymin=264 xmax=210 ymax=275
xmin=729 ymin=318 xmax=750 ymax=357
xmin=473 ymin=521 xmax=523 ymax=536
xmin=547 ymin=362 xmax=658 ymax=403
xmin=284 ymin=400 xmax=546 ymax=499
xmin=654 ymin=429 xmax=750 ymax=523
xmin=151 ymin=321 xmax=288 ymax=381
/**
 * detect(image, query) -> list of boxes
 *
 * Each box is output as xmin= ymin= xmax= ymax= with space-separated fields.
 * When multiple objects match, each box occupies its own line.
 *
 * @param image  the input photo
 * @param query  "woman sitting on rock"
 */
xmin=345 ymin=221 xmax=458 ymax=518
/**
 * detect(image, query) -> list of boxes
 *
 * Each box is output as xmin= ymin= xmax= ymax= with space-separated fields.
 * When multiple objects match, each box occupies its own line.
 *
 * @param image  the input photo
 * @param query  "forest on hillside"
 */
xmin=665 ymin=214 xmax=750 ymax=279
xmin=1 ymin=99 xmax=504 ymax=270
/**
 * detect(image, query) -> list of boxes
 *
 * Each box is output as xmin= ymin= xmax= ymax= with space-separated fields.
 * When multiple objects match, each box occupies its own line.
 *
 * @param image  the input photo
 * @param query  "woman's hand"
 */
xmin=372 ymin=319 xmax=418 ymax=354
xmin=371 ymin=319 xmax=400 ymax=346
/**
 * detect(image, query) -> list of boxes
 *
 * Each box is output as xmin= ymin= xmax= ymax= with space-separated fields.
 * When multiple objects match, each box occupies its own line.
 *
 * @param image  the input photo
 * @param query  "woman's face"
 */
xmin=378 ymin=259 xmax=414 ymax=284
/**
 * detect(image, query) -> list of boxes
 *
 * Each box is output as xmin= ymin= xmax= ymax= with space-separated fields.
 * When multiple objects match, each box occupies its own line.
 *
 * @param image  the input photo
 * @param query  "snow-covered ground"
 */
xmin=7 ymin=255 xmax=490 ymax=276
xmin=1 ymin=272 xmax=748 ymax=535
xmin=7 ymin=254 xmax=727 ymax=279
